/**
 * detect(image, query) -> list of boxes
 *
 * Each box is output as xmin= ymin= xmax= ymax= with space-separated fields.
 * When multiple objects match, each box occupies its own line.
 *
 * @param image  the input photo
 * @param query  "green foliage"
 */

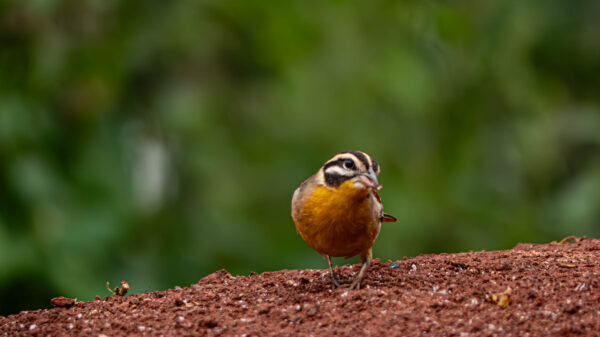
xmin=1 ymin=0 xmax=600 ymax=315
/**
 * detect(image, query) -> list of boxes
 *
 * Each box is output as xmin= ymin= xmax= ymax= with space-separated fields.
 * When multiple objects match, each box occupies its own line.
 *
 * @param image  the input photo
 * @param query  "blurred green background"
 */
xmin=2 ymin=0 xmax=600 ymax=315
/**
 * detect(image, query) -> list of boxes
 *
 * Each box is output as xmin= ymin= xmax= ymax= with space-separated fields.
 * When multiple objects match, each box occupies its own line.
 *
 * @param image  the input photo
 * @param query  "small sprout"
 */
xmin=106 ymin=281 xmax=130 ymax=296
xmin=489 ymin=287 xmax=511 ymax=308
xmin=552 ymin=236 xmax=586 ymax=245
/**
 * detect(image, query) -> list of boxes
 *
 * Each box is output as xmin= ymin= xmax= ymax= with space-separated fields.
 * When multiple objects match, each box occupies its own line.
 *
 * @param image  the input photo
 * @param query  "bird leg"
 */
xmin=327 ymin=255 xmax=343 ymax=288
xmin=349 ymin=257 xmax=371 ymax=290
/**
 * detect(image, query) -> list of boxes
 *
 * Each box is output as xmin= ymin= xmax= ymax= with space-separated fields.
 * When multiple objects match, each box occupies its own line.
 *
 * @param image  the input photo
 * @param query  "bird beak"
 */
xmin=363 ymin=168 xmax=379 ymax=187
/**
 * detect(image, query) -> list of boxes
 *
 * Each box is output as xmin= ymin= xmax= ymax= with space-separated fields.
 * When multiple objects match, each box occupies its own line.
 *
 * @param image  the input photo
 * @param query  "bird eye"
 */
xmin=343 ymin=159 xmax=355 ymax=170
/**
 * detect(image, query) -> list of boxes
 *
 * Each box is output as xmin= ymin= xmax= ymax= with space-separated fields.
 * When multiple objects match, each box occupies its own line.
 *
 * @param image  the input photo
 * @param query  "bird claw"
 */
xmin=348 ymin=278 xmax=362 ymax=290
xmin=330 ymin=271 xmax=343 ymax=288
xmin=331 ymin=279 xmax=342 ymax=288
xmin=330 ymin=275 xmax=363 ymax=289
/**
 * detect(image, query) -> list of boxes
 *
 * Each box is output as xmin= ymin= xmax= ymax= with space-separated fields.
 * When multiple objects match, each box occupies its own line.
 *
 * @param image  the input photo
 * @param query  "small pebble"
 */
xmin=50 ymin=296 xmax=76 ymax=308
xmin=307 ymin=305 xmax=319 ymax=316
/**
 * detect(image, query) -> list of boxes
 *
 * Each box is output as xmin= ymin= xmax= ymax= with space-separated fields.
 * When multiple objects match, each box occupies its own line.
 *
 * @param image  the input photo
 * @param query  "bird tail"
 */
xmin=382 ymin=214 xmax=397 ymax=223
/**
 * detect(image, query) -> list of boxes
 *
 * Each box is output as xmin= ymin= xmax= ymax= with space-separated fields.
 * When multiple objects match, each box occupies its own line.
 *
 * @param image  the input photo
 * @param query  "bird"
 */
xmin=291 ymin=151 xmax=397 ymax=289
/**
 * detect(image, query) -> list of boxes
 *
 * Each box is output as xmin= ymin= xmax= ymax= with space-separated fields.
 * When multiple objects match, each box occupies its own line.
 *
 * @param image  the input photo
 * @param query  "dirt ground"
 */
xmin=2 ymin=237 xmax=600 ymax=336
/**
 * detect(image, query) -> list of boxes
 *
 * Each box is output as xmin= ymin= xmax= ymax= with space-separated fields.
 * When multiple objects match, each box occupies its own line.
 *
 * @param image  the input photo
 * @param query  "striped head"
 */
xmin=316 ymin=151 xmax=381 ymax=189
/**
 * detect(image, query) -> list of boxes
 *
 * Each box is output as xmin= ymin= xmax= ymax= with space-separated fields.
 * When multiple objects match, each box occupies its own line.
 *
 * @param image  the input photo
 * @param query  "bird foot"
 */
xmin=330 ymin=273 xmax=343 ymax=288
xmin=348 ymin=278 xmax=363 ymax=290
xmin=330 ymin=278 xmax=363 ymax=290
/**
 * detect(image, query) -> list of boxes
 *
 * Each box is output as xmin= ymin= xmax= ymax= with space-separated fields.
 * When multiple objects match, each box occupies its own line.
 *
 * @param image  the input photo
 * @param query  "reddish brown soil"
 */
xmin=2 ymin=238 xmax=600 ymax=336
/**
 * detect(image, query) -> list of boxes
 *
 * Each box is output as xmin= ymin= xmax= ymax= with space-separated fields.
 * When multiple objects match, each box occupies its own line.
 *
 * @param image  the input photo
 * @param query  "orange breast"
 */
xmin=295 ymin=180 xmax=380 ymax=259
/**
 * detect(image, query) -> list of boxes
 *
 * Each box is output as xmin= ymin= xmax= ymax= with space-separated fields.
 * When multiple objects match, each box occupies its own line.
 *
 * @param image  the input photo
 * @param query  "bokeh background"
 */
xmin=2 ymin=0 xmax=600 ymax=315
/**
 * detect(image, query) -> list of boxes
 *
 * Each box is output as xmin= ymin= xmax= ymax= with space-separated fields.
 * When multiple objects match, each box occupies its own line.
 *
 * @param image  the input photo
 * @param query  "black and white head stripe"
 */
xmin=321 ymin=151 xmax=379 ymax=187
xmin=346 ymin=151 xmax=379 ymax=175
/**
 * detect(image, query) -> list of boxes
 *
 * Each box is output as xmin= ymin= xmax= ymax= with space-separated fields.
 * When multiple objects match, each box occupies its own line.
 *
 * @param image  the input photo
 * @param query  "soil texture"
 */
xmin=2 ymin=237 xmax=600 ymax=336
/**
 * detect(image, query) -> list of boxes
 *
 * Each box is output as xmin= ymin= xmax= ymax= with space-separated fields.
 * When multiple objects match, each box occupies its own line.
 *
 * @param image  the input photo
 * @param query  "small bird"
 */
xmin=291 ymin=151 xmax=397 ymax=289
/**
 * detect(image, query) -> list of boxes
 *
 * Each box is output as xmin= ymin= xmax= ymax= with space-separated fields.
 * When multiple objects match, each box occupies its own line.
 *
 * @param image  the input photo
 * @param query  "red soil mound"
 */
xmin=2 ymin=237 xmax=599 ymax=336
